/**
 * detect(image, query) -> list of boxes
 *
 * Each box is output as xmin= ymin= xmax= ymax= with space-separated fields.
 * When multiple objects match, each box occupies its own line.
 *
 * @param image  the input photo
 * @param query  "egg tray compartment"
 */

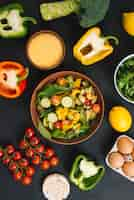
xmin=105 ymin=135 xmax=134 ymax=182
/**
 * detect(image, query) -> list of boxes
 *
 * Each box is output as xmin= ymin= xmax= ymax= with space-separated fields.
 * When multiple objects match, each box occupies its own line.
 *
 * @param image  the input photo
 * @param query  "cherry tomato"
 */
xmin=21 ymin=176 xmax=32 ymax=185
xmin=19 ymin=140 xmax=28 ymax=150
xmin=32 ymin=155 xmax=40 ymax=165
xmin=13 ymin=151 xmax=22 ymax=161
xmin=3 ymin=157 xmax=10 ymax=165
xmin=6 ymin=145 xmax=15 ymax=154
xmin=19 ymin=158 xmax=29 ymax=167
xmin=84 ymin=98 xmax=91 ymax=106
xmin=57 ymin=77 xmax=67 ymax=86
xmin=35 ymin=144 xmax=45 ymax=154
xmin=40 ymin=160 xmax=50 ymax=170
xmin=25 ymin=128 xmax=35 ymax=138
xmin=13 ymin=170 xmax=22 ymax=181
xmin=62 ymin=120 xmax=71 ymax=126
xmin=30 ymin=136 xmax=40 ymax=146
xmin=54 ymin=121 xmax=63 ymax=129
xmin=26 ymin=166 xmax=35 ymax=177
xmin=92 ymin=104 xmax=101 ymax=113
xmin=45 ymin=147 xmax=55 ymax=158
xmin=26 ymin=148 xmax=34 ymax=158
xmin=9 ymin=162 xmax=17 ymax=171
xmin=0 ymin=149 xmax=3 ymax=158
xmin=50 ymin=156 xmax=59 ymax=167
xmin=51 ymin=95 xmax=61 ymax=106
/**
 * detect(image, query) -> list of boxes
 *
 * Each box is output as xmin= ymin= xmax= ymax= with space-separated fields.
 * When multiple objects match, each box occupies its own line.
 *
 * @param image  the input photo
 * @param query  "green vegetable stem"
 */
xmin=40 ymin=0 xmax=110 ymax=28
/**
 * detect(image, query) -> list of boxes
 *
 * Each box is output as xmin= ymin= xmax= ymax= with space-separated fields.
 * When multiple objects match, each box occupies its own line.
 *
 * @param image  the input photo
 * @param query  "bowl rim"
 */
xmin=114 ymin=54 xmax=134 ymax=104
xmin=26 ymin=30 xmax=66 ymax=71
xmin=30 ymin=71 xmax=105 ymax=145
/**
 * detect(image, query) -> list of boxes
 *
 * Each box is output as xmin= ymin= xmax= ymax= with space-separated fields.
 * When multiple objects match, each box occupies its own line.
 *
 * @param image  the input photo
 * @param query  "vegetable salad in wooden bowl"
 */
xmin=31 ymin=71 xmax=104 ymax=145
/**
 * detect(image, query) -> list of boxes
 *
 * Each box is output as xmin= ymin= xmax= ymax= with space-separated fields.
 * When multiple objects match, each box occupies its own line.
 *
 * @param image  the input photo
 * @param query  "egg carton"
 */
xmin=105 ymin=135 xmax=134 ymax=182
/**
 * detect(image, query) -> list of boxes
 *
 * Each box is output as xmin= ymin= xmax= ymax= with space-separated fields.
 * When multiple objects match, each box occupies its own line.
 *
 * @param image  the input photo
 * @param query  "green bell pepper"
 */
xmin=69 ymin=155 xmax=105 ymax=191
xmin=0 ymin=3 xmax=37 ymax=38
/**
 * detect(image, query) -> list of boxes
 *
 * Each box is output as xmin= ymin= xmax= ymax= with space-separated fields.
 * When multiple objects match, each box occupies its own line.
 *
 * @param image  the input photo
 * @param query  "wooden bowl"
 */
xmin=30 ymin=71 xmax=104 ymax=145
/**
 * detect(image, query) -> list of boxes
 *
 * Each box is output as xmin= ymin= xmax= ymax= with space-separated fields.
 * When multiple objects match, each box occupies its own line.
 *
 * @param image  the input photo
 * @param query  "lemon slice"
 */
xmin=123 ymin=12 xmax=134 ymax=36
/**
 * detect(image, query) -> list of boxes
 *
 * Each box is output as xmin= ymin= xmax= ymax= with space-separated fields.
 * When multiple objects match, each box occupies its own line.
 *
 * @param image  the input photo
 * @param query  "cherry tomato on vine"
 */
xmin=30 ymin=136 xmax=40 ymax=146
xmin=3 ymin=157 xmax=10 ymax=165
xmin=40 ymin=160 xmax=50 ymax=170
xmin=50 ymin=156 xmax=59 ymax=167
xmin=26 ymin=148 xmax=34 ymax=158
xmin=6 ymin=145 xmax=15 ymax=154
xmin=19 ymin=158 xmax=29 ymax=167
xmin=13 ymin=171 xmax=22 ymax=181
xmin=35 ymin=144 xmax=45 ymax=153
xmin=21 ymin=176 xmax=32 ymax=185
xmin=19 ymin=140 xmax=28 ymax=150
xmin=25 ymin=128 xmax=35 ymax=138
xmin=45 ymin=147 xmax=55 ymax=158
xmin=13 ymin=151 xmax=22 ymax=161
xmin=32 ymin=155 xmax=40 ymax=165
xmin=9 ymin=162 xmax=17 ymax=171
xmin=26 ymin=166 xmax=35 ymax=177
xmin=0 ymin=150 xmax=3 ymax=158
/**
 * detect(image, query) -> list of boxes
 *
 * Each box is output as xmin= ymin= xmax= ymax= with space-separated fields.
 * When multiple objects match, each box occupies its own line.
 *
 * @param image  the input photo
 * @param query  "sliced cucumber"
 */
xmin=47 ymin=112 xmax=58 ymax=123
xmin=48 ymin=122 xmax=54 ymax=130
xmin=61 ymin=96 xmax=73 ymax=108
xmin=40 ymin=97 xmax=51 ymax=108
xmin=43 ymin=117 xmax=48 ymax=127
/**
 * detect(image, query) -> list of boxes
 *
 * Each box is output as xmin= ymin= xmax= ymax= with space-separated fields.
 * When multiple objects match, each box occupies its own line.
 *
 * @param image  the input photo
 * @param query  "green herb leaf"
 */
xmin=38 ymin=84 xmax=71 ymax=98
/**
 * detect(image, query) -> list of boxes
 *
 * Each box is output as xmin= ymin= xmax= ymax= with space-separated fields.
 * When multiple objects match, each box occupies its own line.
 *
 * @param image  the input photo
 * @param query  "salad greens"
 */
xmin=116 ymin=57 xmax=134 ymax=102
xmin=36 ymin=75 xmax=101 ymax=140
xmin=40 ymin=0 xmax=110 ymax=28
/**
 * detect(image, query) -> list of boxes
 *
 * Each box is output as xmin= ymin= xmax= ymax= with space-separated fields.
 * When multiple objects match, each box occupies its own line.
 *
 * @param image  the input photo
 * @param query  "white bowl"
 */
xmin=114 ymin=54 xmax=134 ymax=104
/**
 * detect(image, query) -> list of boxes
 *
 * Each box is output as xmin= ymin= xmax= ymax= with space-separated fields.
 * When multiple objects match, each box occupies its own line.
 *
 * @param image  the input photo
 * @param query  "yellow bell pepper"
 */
xmin=73 ymin=27 xmax=119 ymax=66
xmin=71 ymin=89 xmax=81 ymax=97
xmin=73 ymin=78 xmax=82 ymax=88
xmin=56 ymin=107 xmax=68 ymax=120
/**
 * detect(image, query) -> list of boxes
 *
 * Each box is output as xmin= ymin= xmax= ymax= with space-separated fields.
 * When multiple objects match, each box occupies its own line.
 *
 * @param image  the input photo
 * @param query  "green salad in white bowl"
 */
xmin=114 ymin=54 xmax=134 ymax=104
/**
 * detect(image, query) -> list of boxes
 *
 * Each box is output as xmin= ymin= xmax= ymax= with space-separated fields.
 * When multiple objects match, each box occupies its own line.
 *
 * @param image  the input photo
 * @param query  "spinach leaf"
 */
xmin=39 ymin=106 xmax=55 ymax=118
xmin=51 ymin=129 xmax=65 ymax=138
xmin=38 ymin=84 xmax=71 ymax=99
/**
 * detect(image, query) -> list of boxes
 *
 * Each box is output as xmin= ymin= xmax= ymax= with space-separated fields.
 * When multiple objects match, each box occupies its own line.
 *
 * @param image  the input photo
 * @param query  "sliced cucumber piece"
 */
xmin=43 ymin=117 xmax=48 ymax=127
xmin=47 ymin=112 xmax=58 ymax=123
xmin=40 ymin=97 xmax=51 ymax=108
xmin=48 ymin=122 xmax=54 ymax=130
xmin=61 ymin=96 xmax=73 ymax=108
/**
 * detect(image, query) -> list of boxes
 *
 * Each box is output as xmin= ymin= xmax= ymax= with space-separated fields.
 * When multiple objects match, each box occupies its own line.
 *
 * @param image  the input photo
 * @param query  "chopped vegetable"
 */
xmin=36 ymin=75 xmax=101 ymax=140
xmin=47 ymin=112 xmax=58 ymax=123
xmin=40 ymin=0 xmax=110 ymax=28
xmin=69 ymin=155 xmax=105 ymax=191
xmin=0 ymin=3 xmax=36 ymax=38
xmin=61 ymin=96 xmax=73 ymax=108
xmin=40 ymin=97 xmax=51 ymax=108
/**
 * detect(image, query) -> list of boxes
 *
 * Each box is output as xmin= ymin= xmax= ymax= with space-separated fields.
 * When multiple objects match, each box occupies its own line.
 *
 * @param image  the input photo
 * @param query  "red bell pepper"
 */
xmin=0 ymin=61 xmax=29 ymax=98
